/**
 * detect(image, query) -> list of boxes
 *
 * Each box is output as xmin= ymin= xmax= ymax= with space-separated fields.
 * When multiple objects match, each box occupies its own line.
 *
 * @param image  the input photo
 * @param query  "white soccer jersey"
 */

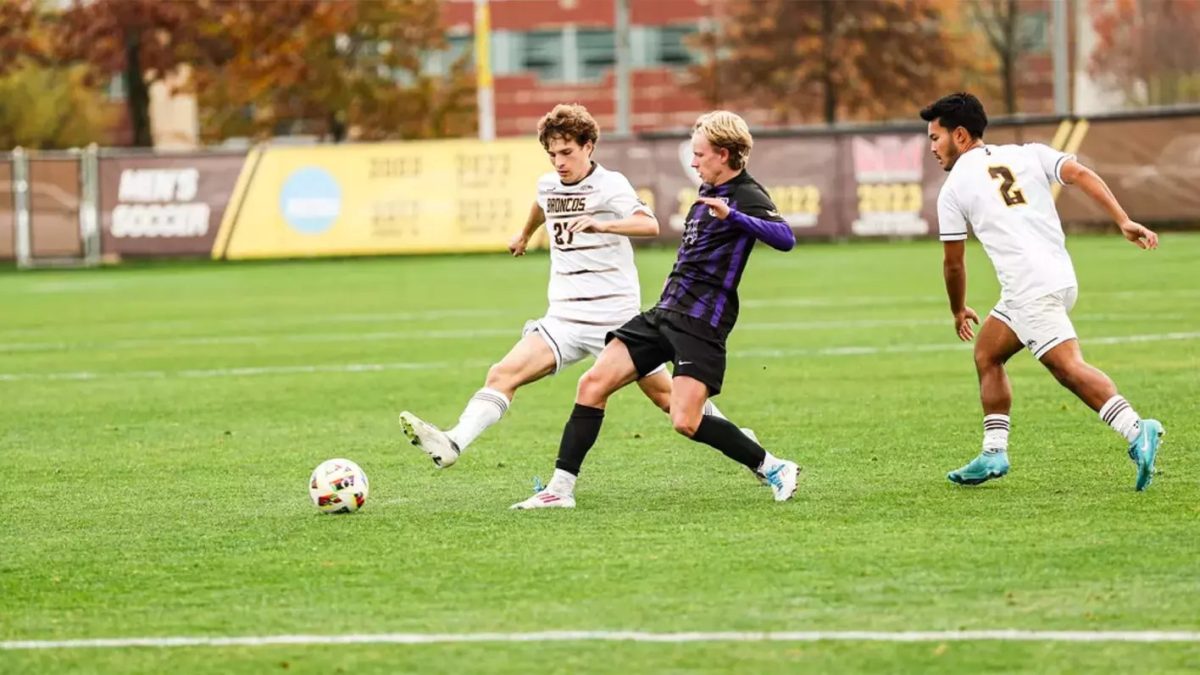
xmin=536 ymin=163 xmax=653 ymax=324
xmin=937 ymin=143 xmax=1078 ymax=307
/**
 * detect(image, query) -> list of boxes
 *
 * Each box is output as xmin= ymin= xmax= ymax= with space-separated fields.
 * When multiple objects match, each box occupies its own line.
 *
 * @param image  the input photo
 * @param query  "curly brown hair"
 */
xmin=537 ymin=103 xmax=600 ymax=150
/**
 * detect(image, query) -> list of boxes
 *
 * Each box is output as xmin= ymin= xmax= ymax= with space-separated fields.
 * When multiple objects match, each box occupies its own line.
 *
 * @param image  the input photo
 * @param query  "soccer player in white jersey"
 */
xmin=921 ymin=92 xmax=1164 ymax=491
xmin=398 ymin=104 xmax=756 ymax=473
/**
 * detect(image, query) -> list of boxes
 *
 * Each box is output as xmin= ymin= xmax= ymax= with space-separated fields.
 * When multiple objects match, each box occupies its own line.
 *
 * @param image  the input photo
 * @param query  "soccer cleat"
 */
xmin=510 ymin=488 xmax=576 ymax=510
xmin=398 ymin=411 xmax=460 ymax=468
xmin=741 ymin=427 xmax=769 ymax=486
xmin=1128 ymin=419 xmax=1164 ymax=491
xmin=762 ymin=459 xmax=799 ymax=502
xmin=947 ymin=450 xmax=1010 ymax=486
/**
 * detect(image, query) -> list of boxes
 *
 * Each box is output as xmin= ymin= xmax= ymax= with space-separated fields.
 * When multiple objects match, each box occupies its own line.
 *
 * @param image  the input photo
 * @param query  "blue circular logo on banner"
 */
xmin=279 ymin=167 xmax=341 ymax=235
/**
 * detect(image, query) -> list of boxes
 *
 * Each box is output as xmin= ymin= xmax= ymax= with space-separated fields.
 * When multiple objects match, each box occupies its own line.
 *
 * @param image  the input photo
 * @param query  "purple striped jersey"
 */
xmin=654 ymin=171 xmax=785 ymax=336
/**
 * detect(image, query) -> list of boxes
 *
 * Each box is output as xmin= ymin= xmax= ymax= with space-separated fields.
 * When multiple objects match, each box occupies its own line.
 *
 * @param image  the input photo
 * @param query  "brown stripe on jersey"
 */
xmin=554 ymin=267 xmax=621 ymax=276
xmin=557 ymin=242 xmax=620 ymax=252
xmin=550 ymin=293 xmax=634 ymax=303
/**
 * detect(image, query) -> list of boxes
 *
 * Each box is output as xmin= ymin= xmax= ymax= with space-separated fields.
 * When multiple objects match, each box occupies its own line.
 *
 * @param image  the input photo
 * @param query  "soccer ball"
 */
xmin=309 ymin=458 xmax=369 ymax=514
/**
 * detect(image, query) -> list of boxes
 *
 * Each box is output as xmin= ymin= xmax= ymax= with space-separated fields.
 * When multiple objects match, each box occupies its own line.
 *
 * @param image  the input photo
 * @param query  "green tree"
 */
xmin=0 ymin=63 xmax=116 ymax=149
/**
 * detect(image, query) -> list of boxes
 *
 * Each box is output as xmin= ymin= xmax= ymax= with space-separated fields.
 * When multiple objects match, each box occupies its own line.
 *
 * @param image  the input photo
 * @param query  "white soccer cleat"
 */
xmin=398 ymin=411 xmax=460 ymax=468
xmin=762 ymin=459 xmax=799 ymax=502
xmin=741 ymin=428 xmax=769 ymax=486
xmin=510 ymin=488 xmax=576 ymax=510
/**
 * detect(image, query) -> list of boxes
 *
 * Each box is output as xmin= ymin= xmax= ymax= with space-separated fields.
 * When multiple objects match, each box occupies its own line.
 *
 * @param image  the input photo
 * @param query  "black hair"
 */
xmin=920 ymin=92 xmax=988 ymax=139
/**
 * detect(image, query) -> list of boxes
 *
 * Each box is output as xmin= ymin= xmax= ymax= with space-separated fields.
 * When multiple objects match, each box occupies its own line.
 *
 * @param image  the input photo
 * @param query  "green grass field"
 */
xmin=1 ymin=235 xmax=1198 ymax=673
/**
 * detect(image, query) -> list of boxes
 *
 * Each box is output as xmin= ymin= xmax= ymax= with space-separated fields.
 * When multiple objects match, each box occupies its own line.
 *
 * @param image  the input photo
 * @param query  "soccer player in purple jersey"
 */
xmin=512 ymin=111 xmax=801 ymax=510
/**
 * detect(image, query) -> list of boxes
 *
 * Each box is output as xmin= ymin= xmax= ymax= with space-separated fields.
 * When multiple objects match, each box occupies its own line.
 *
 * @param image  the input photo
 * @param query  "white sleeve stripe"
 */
xmin=940 ymin=233 xmax=968 ymax=241
xmin=1053 ymin=154 xmax=1073 ymax=185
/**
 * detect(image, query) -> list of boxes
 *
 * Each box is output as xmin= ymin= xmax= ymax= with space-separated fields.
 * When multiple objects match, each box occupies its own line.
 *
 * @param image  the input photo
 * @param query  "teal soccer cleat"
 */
xmin=947 ymin=450 xmax=1010 ymax=486
xmin=1128 ymin=419 xmax=1164 ymax=492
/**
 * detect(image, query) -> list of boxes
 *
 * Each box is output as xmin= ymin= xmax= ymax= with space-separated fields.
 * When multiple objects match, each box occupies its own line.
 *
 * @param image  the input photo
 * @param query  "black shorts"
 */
xmin=606 ymin=308 xmax=728 ymax=395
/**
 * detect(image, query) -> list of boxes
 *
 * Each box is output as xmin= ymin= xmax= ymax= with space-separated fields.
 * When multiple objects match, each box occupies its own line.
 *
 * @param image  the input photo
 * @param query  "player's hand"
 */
xmin=953 ymin=307 xmax=979 ymax=342
xmin=508 ymin=232 xmax=529 ymax=257
xmin=567 ymin=216 xmax=607 ymax=233
xmin=696 ymin=197 xmax=730 ymax=220
xmin=1118 ymin=219 xmax=1158 ymax=250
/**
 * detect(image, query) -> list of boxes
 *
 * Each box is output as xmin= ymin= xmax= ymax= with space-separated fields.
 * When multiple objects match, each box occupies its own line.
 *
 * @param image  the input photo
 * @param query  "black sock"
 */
xmin=554 ymin=404 xmax=605 ymax=475
xmin=691 ymin=415 xmax=766 ymax=470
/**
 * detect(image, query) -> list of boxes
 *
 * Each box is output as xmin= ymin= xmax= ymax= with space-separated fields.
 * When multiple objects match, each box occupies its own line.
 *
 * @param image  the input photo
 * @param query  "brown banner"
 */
xmin=6 ymin=112 xmax=1194 ymax=265
xmin=29 ymin=158 xmax=82 ymax=258
xmin=0 ymin=159 xmax=12 ymax=261
xmin=99 ymin=152 xmax=246 ymax=257
xmin=1059 ymin=117 xmax=1200 ymax=224
xmin=596 ymin=135 xmax=843 ymax=244
xmin=597 ymin=114 xmax=1200 ymax=243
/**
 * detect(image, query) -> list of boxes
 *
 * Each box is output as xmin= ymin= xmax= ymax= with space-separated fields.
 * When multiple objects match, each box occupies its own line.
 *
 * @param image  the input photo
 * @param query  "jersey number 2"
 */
xmin=552 ymin=222 xmax=575 ymax=246
xmin=987 ymin=166 xmax=1027 ymax=207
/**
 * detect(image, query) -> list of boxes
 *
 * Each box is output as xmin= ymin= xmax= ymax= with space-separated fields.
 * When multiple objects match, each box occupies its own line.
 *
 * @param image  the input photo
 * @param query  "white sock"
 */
xmin=703 ymin=399 xmax=727 ymax=420
xmin=1099 ymin=395 xmax=1141 ymax=443
xmin=445 ymin=387 xmax=510 ymax=451
xmin=756 ymin=450 xmax=780 ymax=472
xmin=982 ymin=414 xmax=1010 ymax=454
xmin=548 ymin=468 xmax=577 ymax=496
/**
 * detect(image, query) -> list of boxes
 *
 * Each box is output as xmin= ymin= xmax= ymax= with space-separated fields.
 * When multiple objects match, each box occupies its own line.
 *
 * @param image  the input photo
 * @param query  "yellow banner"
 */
xmin=217 ymin=138 xmax=548 ymax=259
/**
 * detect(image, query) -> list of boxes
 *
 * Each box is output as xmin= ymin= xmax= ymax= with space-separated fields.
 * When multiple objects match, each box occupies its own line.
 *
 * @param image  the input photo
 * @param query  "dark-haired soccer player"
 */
xmin=920 ymin=92 xmax=1164 ymax=490
xmin=513 ymin=110 xmax=800 ymax=509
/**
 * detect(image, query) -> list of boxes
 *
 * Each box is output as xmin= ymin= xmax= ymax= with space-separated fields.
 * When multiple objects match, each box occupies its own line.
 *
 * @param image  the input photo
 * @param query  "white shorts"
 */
xmin=990 ymin=287 xmax=1078 ymax=360
xmin=524 ymin=315 xmax=667 ymax=376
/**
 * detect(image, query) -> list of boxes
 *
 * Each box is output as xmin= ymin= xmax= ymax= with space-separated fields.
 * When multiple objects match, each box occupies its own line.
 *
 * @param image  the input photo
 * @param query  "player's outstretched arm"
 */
xmin=1059 ymin=160 xmax=1159 ymax=250
xmin=510 ymin=201 xmax=546 ymax=256
xmin=566 ymin=212 xmax=659 ymax=237
xmin=696 ymin=197 xmax=795 ymax=251
xmin=943 ymin=240 xmax=978 ymax=341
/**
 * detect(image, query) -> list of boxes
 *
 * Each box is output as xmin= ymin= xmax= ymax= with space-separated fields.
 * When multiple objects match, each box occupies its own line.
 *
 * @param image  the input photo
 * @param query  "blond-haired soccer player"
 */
xmin=921 ymin=92 xmax=1164 ymax=490
xmin=512 ymin=110 xmax=800 ymax=510
xmin=399 ymin=104 xmax=755 ymax=470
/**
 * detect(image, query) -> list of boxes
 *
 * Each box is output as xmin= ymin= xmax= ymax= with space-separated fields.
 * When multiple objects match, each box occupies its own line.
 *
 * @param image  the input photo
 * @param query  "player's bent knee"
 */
xmin=1047 ymin=359 xmax=1083 ymax=388
xmin=485 ymin=361 xmax=538 ymax=396
xmin=576 ymin=368 xmax=617 ymax=405
xmin=484 ymin=362 xmax=513 ymax=389
xmin=671 ymin=419 xmax=699 ymax=438
xmin=974 ymin=348 xmax=1003 ymax=372
xmin=670 ymin=411 xmax=701 ymax=438
xmin=653 ymin=396 xmax=671 ymax=414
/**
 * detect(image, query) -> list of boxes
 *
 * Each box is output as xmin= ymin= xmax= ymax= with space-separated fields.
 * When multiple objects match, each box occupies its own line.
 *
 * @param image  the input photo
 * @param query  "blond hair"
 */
xmin=692 ymin=110 xmax=753 ymax=170
xmin=538 ymin=103 xmax=600 ymax=150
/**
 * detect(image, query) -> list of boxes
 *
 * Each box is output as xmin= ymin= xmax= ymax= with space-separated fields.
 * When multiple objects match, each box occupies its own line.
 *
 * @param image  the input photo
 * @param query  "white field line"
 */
xmin=2 ymin=332 xmax=1199 ymax=383
xmin=0 ymin=308 xmax=513 ymax=340
xmin=0 ymin=360 xmax=494 ymax=383
xmin=3 ymin=629 xmax=1200 ymax=650
xmin=5 ymin=286 xmax=1198 ymax=340
xmin=0 ymin=314 xmax=1185 ymax=355
xmin=740 ymin=288 xmax=1200 ymax=309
